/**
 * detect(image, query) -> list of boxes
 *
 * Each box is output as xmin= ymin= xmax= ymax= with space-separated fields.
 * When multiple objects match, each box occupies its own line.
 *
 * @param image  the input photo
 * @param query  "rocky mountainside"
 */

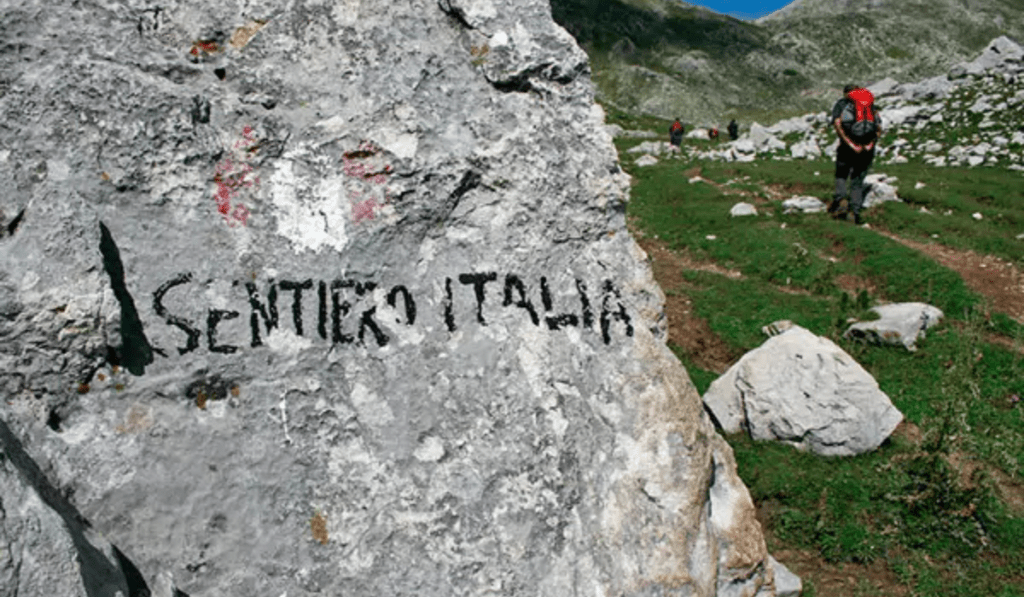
xmin=550 ymin=0 xmax=1024 ymax=123
xmin=680 ymin=37 xmax=1024 ymax=169
xmin=0 ymin=1 xmax=793 ymax=596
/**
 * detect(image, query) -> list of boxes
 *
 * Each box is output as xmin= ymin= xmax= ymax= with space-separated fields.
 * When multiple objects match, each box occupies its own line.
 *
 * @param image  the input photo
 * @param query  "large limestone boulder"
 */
xmin=0 ymin=1 xmax=781 ymax=596
xmin=703 ymin=325 xmax=903 ymax=456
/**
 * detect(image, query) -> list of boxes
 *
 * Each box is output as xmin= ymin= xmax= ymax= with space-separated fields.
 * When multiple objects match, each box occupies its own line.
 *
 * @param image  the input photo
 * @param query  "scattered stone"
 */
xmin=627 ymin=140 xmax=671 ymax=155
xmin=973 ymin=212 xmax=984 ymax=220
xmin=863 ymin=173 xmax=901 ymax=208
xmin=702 ymin=324 xmax=904 ymax=456
xmin=767 ymin=556 xmax=803 ymax=597
xmin=790 ymin=140 xmax=821 ymax=159
xmin=635 ymin=154 xmax=659 ymax=167
xmin=782 ymin=196 xmax=826 ymax=214
xmin=730 ymin=202 xmax=758 ymax=217
xmin=844 ymin=303 xmax=944 ymax=351
xmin=618 ymin=129 xmax=660 ymax=139
xmin=868 ymin=77 xmax=900 ymax=97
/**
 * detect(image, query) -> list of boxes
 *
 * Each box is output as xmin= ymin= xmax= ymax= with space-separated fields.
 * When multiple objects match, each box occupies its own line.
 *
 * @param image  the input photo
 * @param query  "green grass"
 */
xmin=624 ymin=139 xmax=1024 ymax=597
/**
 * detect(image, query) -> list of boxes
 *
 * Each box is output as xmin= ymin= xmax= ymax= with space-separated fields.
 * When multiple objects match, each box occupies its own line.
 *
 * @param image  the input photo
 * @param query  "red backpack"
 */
xmin=841 ymin=88 xmax=878 ymax=143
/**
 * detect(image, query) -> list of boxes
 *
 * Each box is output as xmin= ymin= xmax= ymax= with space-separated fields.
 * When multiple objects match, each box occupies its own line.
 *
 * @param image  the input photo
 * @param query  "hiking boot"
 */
xmin=827 ymin=199 xmax=842 ymax=215
xmin=854 ymin=212 xmax=864 ymax=225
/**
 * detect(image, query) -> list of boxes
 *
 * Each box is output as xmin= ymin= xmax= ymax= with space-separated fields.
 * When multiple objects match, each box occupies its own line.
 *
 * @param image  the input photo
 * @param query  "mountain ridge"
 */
xmin=551 ymin=0 xmax=1024 ymax=124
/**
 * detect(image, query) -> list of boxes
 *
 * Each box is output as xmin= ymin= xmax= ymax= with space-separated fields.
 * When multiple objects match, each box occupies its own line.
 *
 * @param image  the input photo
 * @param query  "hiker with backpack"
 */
xmin=727 ymin=119 xmax=739 ymax=141
xmin=669 ymin=118 xmax=685 ymax=150
xmin=829 ymin=84 xmax=883 ymax=225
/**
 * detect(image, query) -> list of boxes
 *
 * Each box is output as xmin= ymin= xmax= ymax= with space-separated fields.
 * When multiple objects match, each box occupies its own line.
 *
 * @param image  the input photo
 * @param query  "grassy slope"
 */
xmin=623 ymin=148 xmax=1024 ymax=596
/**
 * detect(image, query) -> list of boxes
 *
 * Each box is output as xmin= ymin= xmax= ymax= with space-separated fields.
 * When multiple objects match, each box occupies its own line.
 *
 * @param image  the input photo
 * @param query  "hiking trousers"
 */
xmin=833 ymin=143 xmax=875 ymax=215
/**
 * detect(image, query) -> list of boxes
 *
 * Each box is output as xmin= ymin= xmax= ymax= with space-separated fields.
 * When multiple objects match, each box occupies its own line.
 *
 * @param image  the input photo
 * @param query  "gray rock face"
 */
xmin=1 ymin=418 xmax=138 ymax=597
xmin=703 ymin=325 xmax=904 ymax=456
xmin=845 ymin=302 xmax=944 ymax=351
xmin=0 ymin=1 xmax=779 ymax=596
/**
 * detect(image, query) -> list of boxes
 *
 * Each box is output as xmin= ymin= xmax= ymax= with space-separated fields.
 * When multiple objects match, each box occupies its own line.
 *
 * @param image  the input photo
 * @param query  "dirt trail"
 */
xmin=873 ymin=228 xmax=1024 ymax=323
xmin=632 ymin=232 xmax=739 ymax=374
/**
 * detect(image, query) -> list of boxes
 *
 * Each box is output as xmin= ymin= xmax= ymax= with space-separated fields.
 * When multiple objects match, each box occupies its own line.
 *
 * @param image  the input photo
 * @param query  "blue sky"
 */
xmin=686 ymin=0 xmax=794 ymax=20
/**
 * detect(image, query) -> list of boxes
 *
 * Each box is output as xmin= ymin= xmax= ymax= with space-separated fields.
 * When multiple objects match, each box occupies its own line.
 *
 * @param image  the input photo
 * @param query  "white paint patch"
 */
xmin=350 ymin=382 xmax=394 ymax=427
xmin=268 ymin=161 xmax=350 ymax=254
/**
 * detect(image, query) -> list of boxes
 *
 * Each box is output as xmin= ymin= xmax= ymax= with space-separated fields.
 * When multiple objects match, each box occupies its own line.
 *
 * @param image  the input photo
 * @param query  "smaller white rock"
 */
xmin=845 ymin=303 xmax=944 ymax=351
xmin=973 ymin=212 xmax=984 ymax=220
xmin=768 ymin=556 xmax=803 ymax=597
xmin=782 ymin=196 xmax=826 ymax=214
xmin=730 ymin=202 xmax=758 ymax=217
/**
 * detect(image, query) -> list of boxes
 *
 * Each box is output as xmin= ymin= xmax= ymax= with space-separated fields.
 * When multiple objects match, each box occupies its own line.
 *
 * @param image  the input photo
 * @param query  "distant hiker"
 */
xmin=708 ymin=127 xmax=719 ymax=140
xmin=669 ymin=118 xmax=685 ymax=149
xmin=829 ymin=84 xmax=882 ymax=225
xmin=727 ymin=119 xmax=739 ymax=140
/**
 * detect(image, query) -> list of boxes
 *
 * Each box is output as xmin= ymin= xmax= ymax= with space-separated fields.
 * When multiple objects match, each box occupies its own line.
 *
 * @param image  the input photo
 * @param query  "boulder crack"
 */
xmin=99 ymin=222 xmax=154 ymax=376
xmin=437 ymin=0 xmax=473 ymax=29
